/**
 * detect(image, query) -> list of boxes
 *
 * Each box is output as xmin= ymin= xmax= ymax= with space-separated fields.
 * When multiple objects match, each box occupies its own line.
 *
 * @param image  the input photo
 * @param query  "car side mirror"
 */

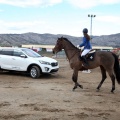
xmin=20 ymin=54 xmax=27 ymax=58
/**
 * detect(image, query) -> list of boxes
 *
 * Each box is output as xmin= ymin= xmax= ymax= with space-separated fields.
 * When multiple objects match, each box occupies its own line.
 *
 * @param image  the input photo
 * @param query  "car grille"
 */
xmin=51 ymin=62 xmax=58 ymax=67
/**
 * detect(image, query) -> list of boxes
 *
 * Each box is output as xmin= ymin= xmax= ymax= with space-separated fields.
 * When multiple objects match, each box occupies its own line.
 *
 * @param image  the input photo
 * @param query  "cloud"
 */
xmin=0 ymin=19 xmax=83 ymax=36
xmin=67 ymin=0 xmax=120 ymax=9
xmin=0 ymin=9 xmax=4 ymax=12
xmin=0 ymin=0 xmax=62 ymax=7
xmin=0 ymin=20 xmax=46 ymax=33
xmin=96 ymin=15 xmax=120 ymax=24
xmin=1 ymin=0 xmax=120 ymax=8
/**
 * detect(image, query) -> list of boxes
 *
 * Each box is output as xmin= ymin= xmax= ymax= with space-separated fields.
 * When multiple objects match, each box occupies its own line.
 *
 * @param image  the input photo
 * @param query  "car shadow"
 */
xmin=0 ymin=70 xmax=60 ymax=80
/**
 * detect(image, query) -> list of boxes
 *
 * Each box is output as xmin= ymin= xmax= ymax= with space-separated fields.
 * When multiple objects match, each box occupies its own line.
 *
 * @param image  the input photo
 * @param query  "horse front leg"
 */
xmin=72 ymin=69 xmax=83 ymax=91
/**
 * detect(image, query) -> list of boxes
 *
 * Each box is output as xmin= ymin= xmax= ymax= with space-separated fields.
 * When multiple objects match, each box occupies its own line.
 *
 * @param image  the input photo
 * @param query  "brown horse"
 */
xmin=53 ymin=37 xmax=120 ymax=93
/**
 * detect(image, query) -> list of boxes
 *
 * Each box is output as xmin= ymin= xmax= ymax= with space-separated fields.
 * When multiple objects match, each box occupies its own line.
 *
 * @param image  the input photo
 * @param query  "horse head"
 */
xmin=53 ymin=37 xmax=64 ymax=54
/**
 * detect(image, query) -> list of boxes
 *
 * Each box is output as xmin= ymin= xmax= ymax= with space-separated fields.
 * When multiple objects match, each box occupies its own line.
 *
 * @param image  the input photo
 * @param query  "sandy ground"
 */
xmin=0 ymin=58 xmax=120 ymax=120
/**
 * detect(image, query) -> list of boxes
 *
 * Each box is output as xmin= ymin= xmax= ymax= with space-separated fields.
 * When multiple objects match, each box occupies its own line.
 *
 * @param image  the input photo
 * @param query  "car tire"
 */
xmin=30 ymin=66 xmax=41 ymax=78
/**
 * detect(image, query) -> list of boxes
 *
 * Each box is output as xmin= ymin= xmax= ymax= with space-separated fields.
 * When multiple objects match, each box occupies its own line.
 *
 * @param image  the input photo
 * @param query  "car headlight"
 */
xmin=39 ymin=60 xmax=51 ymax=65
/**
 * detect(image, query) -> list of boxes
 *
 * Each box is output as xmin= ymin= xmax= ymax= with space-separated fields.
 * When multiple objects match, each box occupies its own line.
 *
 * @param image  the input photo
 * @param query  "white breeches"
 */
xmin=81 ymin=49 xmax=91 ymax=56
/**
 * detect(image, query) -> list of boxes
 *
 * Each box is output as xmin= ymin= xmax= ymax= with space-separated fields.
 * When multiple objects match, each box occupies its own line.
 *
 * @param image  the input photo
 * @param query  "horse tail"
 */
xmin=112 ymin=53 xmax=120 ymax=84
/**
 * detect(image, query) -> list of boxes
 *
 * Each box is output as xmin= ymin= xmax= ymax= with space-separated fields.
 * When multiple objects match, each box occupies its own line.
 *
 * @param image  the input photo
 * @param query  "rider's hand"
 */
xmin=77 ymin=45 xmax=80 ymax=49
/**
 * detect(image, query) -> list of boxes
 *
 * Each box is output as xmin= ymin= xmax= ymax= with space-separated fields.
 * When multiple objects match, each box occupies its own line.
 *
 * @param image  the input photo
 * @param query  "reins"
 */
xmin=57 ymin=38 xmax=81 ymax=60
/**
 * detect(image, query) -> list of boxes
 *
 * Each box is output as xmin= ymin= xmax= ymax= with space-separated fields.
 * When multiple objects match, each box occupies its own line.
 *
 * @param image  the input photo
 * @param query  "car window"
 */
xmin=0 ymin=49 xmax=13 ymax=56
xmin=0 ymin=49 xmax=2 ymax=54
xmin=22 ymin=49 xmax=41 ymax=57
xmin=13 ymin=50 xmax=24 ymax=57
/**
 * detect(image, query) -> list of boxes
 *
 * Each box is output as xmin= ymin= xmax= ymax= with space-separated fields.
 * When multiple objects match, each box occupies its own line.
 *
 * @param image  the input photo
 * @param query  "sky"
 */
xmin=0 ymin=0 xmax=120 ymax=37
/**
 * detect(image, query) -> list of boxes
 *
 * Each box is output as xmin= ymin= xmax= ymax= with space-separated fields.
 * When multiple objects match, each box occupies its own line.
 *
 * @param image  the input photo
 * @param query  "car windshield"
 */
xmin=22 ymin=49 xmax=42 ymax=57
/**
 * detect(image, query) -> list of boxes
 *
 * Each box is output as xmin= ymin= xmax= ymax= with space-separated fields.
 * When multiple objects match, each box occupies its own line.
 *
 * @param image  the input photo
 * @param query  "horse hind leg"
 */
xmin=97 ymin=66 xmax=107 ymax=91
xmin=110 ymin=74 xmax=115 ymax=93
xmin=108 ymin=71 xmax=115 ymax=93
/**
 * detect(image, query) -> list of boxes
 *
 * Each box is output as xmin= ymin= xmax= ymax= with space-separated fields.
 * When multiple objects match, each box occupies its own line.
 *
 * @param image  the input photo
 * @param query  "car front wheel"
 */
xmin=30 ymin=66 xmax=41 ymax=78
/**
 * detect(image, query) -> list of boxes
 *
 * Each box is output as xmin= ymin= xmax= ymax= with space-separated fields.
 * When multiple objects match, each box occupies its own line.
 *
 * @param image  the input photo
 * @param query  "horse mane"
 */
xmin=62 ymin=37 xmax=77 ymax=49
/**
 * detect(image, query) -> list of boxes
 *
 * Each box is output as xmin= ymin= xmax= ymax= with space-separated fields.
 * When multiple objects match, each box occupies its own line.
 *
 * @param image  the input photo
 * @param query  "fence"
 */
xmin=38 ymin=50 xmax=66 ymax=58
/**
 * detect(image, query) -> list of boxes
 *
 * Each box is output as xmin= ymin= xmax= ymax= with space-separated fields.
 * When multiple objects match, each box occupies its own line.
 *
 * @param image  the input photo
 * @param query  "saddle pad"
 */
xmin=86 ymin=52 xmax=95 ymax=61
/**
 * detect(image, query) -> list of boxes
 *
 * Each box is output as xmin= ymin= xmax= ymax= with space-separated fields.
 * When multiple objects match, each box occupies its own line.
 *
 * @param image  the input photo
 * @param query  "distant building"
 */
xmin=92 ymin=46 xmax=113 ymax=51
xmin=22 ymin=44 xmax=113 ymax=51
xmin=21 ymin=44 xmax=114 ymax=58
xmin=21 ymin=44 xmax=54 ymax=52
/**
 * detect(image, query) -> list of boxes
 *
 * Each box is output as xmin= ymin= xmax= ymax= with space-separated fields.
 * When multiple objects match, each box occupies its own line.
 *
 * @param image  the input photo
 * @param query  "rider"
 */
xmin=79 ymin=28 xmax=92 ymax=65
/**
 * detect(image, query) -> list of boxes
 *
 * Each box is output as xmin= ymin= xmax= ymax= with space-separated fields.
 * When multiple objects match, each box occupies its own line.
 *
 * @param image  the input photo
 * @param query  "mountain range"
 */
xmin=0 ymin=32 xmax=120 ymax=48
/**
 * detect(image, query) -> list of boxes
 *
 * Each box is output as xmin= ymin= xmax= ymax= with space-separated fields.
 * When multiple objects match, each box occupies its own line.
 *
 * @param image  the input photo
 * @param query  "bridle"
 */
xmin=55 ymin=39 xmax=81 ymax=60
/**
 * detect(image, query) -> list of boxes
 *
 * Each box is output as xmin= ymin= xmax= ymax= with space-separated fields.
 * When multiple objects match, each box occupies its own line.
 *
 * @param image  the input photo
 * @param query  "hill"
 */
xmin=0 ymin=32 xmax=119 ymax=47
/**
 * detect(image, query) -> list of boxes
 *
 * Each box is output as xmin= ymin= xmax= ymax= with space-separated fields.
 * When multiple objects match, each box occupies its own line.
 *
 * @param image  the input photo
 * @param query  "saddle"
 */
xmin=85 ymin=50 xmax=96 ymax=61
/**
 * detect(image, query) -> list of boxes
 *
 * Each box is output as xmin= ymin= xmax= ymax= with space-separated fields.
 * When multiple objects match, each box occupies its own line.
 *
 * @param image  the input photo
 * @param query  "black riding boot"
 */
xmin=81 ymin=56 xmax=89 ymax=65
xmin=79 ymin=55 xmax=83 ymax=61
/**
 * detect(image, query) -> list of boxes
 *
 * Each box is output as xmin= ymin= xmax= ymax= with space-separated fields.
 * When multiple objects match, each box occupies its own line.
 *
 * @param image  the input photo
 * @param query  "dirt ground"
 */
xmin=0 ymin=58 xmax=120 ymax=120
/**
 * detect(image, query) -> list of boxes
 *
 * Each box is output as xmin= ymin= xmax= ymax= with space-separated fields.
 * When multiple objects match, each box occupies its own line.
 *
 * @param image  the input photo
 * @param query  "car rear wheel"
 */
xmin=30 ymin=66 xmax=41 ymax=78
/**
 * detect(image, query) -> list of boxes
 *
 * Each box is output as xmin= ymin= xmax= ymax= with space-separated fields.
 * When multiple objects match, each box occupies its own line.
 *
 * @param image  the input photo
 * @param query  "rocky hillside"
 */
xmin=91 ymin=33 xmax=120 ymax=47
xmin=0 ymin=32 xmax=119 ymax=47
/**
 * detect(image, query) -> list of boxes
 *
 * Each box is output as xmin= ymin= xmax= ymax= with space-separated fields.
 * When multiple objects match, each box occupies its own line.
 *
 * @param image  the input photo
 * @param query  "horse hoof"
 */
xmin=111 ymin=88 xmax=115 ymax=93
xmin=111 ymin=90 xmax=114 ymax=93
xmin=79 ymin=85 xmax=83 ymax=89
xmin=72 ymin=88 xmax=76 ymax=91
xmin=96 ymin=88 xmax=100 ymax=92
xmin=81 ymin=85 xmax=83 ymax=89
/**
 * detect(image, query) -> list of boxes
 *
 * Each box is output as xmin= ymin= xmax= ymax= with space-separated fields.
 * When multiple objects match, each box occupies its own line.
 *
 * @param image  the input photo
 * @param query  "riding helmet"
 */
xmin=83 ymin=28 xmax=88 ymax=33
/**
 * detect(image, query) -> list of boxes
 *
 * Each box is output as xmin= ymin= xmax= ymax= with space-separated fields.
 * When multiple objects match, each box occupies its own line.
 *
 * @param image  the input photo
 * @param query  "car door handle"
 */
xmin=12 ymin=58 xmax=15 ymax=60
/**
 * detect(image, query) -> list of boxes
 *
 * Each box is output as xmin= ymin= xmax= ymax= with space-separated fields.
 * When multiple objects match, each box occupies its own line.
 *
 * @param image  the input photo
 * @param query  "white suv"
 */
xmin=0 ymin=47 xmax=59 ymax=78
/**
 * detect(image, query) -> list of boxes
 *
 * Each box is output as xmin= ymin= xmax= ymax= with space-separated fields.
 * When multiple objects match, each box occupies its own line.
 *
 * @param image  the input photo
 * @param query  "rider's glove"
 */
xmin=77 ymin=45 xmax=81 ymax=49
